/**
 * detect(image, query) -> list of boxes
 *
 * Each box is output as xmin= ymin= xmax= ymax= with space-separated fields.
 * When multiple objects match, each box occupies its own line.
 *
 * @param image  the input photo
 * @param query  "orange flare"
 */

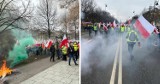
xmin=0 ymin=60 xmax=12 ymax=79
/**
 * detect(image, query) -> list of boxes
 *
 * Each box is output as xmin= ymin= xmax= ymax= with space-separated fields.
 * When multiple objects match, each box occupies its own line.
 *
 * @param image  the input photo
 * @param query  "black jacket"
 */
xmin=50 ymin=45 xmax=55 ymax=53
xmin=68 ymin=46 xmax=74 ymax=54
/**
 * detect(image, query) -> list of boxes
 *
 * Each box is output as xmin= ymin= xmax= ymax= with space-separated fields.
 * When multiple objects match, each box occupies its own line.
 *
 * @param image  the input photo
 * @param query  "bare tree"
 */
xmin=68 ymin=1 xmax=79 ymax=39
xmin=59 ymin=0 xmax=77 ymax=8
xmin=0 ymin=0 xmax=33 ymax=34
xmin=59 ymin=0 xmax=79 ymax=38
xmin=34 ymin=0 xmax=58 ymax=39
xmin=81 ymin=0 xmax=96 ymax=13
xmin=81 ymin=0 xmax=117 ymax=23
xmin=60 ymin=13 xmax=69 ymax=35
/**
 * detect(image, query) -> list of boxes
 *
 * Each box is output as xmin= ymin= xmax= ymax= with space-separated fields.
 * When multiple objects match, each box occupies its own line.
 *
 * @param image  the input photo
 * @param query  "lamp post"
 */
xmin=105 ymin=4 xmax=107 ymax=23
xmin=133 ymin=11 xmax=135 ymax=16
xmin=105 ymin=4 xmax=107 ymax=11
xmin=153 ymin=0 xmax=159 ymax=26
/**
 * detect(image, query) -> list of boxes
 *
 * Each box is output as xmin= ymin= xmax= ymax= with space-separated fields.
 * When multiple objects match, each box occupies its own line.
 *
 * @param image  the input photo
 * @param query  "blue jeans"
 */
xmin=127 ymin=42 xmax=136 ymax=56
xmin=69 ymin=53 xmax=77 ymax=65
xmin=56 ymin=50 xmax=60 ymax=59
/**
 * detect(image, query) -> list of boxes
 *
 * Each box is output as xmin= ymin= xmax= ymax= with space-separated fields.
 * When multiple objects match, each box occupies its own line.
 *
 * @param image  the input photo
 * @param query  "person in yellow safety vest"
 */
xmin=93 ymin=24 xmax=98 ymax=36
xmin=120 ymin=25 xmax=125 ymax=33
xmin=61 ymin=46 xmax=67 ymax=61
xmin=68 ymin=42 xmax=78 ymax=66
xmin=126 ymin=28 xmax=139 ymax=61
xmin=73 ymin=42 xmax=79 ymax=61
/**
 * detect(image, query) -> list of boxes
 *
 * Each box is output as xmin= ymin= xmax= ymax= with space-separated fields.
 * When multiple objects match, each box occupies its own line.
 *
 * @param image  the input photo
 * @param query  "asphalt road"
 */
xmin=81 ymin=31 xmax=160 ymax=84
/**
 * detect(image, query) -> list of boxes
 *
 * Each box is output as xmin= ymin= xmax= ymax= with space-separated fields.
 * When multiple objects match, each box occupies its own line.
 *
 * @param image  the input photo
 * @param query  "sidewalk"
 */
xmin=20 ymin=61 xmax=79 ymax=84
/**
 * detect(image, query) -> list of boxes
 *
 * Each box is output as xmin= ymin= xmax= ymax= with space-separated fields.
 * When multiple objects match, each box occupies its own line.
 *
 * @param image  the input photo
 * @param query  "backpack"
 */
xmin=129 ymin=32 xmax=136 ymax=41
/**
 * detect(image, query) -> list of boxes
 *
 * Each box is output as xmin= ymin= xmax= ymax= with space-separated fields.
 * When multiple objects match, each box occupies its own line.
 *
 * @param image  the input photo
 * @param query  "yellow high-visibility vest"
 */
xmin=126 ymin=30 xmax=138 ymax=42
xmin=94 ymin=26 xmax=97 ymax=30
xmin=120 ymin=26 xmax=125 ymax=32
xmin=62 ymin=46 xmax=67 ymax=55
xmin=73 ymin=44 xmax=78 ymax=51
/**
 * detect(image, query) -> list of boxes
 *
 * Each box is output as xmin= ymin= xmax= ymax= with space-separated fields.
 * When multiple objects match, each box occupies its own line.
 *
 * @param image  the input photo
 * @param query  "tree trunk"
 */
xmin=74 ymin=23 xmax=77 ymax=40
xmin=48 ymin=29 xmax=51 ymax=38
xmin=46 ymin=0 xmax=51 ymax=39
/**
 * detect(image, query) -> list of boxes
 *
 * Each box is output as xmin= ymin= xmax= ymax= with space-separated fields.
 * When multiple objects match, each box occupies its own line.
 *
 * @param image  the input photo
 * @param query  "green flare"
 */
xmin=8 ymin=30 xmax=34 ymax=68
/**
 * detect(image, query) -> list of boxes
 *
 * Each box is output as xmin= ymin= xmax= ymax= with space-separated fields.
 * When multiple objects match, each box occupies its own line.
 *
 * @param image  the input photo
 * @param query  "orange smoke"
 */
xmin=0 ymin=60 xmax=12 ymax=79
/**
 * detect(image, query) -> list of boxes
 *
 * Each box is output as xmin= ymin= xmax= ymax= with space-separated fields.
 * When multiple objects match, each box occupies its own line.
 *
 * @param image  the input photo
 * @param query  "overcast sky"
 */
xmin=95 ymin=0 xmax=158 ymax=22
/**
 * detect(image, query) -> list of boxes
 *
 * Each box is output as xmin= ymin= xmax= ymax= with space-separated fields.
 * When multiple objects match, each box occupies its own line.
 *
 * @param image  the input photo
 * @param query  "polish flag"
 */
xmin=46 ymin=39 xmax=53 ymax=49
xmin=59 ymin=34 xmax=68 ymax=48
xmin=42 ymin=43 xmax=45 ymax=49
xmin=154 ymin=28 xmax=159 ymax=34
xmin=113 ymin=20 xmax=116 ymax=27
xmin=152 ymin=21 xmax=159 ymax=34
xmin=103 ymin=23 xmax=108 ymax=31
xmin=134 ymin=15 xmax=155 ymax=38
xmin=109 ymin=22 xmax=112 ymax=27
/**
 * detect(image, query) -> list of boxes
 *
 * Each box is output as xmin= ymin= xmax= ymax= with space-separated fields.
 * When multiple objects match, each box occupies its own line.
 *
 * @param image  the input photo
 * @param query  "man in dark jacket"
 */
xmin=50 ymin=44 xmax=55 ymax=62
xmin=68 ymin=42 xmax=78 ymax=66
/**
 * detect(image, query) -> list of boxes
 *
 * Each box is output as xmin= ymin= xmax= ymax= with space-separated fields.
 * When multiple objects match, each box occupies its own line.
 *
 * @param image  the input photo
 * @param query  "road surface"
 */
xmin=81 ymin=32 xmax=160 ymax=84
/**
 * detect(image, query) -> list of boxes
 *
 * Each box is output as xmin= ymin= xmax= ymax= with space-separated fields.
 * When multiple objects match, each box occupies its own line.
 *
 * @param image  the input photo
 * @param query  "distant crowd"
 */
xmin=26 ymin=39 xmax=79 ymax=66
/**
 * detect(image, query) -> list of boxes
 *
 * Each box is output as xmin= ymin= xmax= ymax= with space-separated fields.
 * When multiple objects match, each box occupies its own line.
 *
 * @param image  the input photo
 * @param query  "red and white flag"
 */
xmin=113 ymin=20 xmax=116 ymax=28
xmin=46 ymin=39 xmax=53 ymax=49
xmin=99 ymin=22 xmax=102 ymax=28
xmin=103 ymin=23 xmax=108 ymax=31
xmin=154 ymin=28 xmax=159 ymax=34
xmin=152 ymin=21 xmax=159 ymax=34
xmin=42 ymin=42 xmax=45 ymax=49
xmin=109 ymin=22 xmax=112 ymax=27
xmin=59 ymin=34 xmax=69 ymax=48
xmin=134 ymin=15 xmax=155 ymax=38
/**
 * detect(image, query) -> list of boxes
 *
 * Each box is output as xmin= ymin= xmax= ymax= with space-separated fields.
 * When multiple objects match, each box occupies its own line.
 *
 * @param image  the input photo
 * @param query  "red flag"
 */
xmin=113 ymin=20 xmax=116 ymax=28
xmin=151 ymin=21 xmax=159 ymax=34
xmin=46 ymin=40 xmax=53 ymax=49
xmin=134 ymin=15 xmax=155 ymax=38
xmin=60 ymin=34 xmax=68 ymax=48
xmin=103 ymin=24 xmax=108 ymax=31
xmin=42 ymin=43 xmax=45 ymax=49
xmin=109 ymin=22 xmax=112 ymax=27
xmin=154 ymin=28 xmax=159 ymax=34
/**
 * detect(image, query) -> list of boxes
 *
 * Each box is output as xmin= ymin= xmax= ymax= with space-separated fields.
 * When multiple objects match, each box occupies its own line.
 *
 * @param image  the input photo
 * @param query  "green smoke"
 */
xmin=8 ymin=29 xmax=35 ymax=68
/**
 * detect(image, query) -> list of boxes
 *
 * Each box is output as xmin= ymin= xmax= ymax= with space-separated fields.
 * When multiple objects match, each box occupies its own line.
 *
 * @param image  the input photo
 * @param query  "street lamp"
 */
xmin=154 ymin=0 xmax=159 ymax=6
xmin=105 ymin=4 xmax=107 ymax=11
xmin=133 ymin=11 xmax=135 ymax=16
xmin=154 ymin=0 xmax=159 ymax=11
xmin=154 ymin=0 xmax=159 ymax=25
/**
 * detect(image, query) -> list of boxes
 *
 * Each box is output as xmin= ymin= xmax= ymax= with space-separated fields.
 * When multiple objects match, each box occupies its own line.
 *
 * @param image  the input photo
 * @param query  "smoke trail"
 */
xmin=0 ymin=30 xmax=16 ymax=59
xmin=81 ymin=32 xmax=119 ymax=75
xmin=8 ymin=29 xmax=35 ymax=68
